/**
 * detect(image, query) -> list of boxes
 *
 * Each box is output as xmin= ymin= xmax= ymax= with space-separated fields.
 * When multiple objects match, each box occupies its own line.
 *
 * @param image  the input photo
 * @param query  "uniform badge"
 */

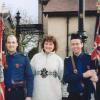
xmin=15 ymin=64 xmax=20 ymax=68
xmin=8 ymin=88 xmax=11 ymax=92
xmin=73 ymin=69 xmax=78 ymax=74
xmin=81 ymin=82 xmax=85 ymax=88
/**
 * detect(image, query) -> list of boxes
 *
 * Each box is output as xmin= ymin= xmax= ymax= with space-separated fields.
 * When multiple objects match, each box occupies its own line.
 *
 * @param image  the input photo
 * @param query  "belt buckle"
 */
xmin=40 ymin=68 xmax=48 ymax=78
xmin=80 ymin=92 xmax=83 ymax=96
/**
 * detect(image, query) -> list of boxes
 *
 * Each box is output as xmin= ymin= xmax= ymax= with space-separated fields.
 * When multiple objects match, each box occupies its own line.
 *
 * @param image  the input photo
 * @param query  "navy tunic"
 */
xmin=63 ymin=53 xmax=95 ymax=100
xmin=95 ymin=58 xmax=100 ymax=100
xmin=4 ymin=52 xmax=33 ymax=97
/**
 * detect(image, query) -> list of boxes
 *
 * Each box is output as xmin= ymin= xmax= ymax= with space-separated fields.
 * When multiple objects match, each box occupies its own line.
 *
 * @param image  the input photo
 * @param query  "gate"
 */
xmin=15 ymin=11 xmax=43 ymax=56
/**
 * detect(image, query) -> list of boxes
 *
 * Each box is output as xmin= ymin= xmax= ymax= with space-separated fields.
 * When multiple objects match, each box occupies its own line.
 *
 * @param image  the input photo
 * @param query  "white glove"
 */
xmin=83 ymin=70 xmax=96 ymax=78
xmin=90 ymin=75 xmax=98 ymax=82
xmin=25 ymin=97 xmax=32 ymax=100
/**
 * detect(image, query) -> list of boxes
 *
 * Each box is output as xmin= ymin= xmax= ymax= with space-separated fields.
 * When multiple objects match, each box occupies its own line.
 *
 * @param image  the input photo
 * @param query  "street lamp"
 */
xmin=15 ymin=11 xmax=21 ymax=51
xmin=15 ymin=11 xmax=21 ymax=26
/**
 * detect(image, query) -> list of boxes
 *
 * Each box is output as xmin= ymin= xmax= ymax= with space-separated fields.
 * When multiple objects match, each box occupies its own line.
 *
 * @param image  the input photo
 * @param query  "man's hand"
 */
xmin=25 ymin=97 xmax=32 ymax=100
xmin=90 ymin=74 xmax=98 ymax=82
xmin=83 ymin=70 xmax=96 ymax=78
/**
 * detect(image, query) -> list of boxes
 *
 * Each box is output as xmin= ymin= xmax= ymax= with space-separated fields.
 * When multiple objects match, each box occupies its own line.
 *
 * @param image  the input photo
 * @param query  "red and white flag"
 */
xmin=0 ymin=16 xmax=5 ymax=100
xmin=91 ymin=16 xmax=100 ymax=60
xmin=0 ymin=82 xmax=5 ymax=100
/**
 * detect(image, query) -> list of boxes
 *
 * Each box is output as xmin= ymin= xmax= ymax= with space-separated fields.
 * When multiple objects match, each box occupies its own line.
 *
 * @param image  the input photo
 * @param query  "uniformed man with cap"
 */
xmin=94 ymin=47 xmax=100 ymax=100
xmin=63 ymin=33 xmax=97 ymax=100
xmin=4 ymin=34 xmax=33 ymax=100
xmin=95 ymin=58 xmax=100 ymax=100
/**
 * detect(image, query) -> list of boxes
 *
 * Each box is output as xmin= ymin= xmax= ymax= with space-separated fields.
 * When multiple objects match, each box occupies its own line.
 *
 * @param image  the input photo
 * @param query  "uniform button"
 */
xmin=8 ymin=88 xmax=11 ymax=92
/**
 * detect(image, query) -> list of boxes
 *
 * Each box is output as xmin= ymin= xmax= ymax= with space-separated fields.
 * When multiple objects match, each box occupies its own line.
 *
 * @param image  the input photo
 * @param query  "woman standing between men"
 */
xmin=30 ymin=35 xmax=63 ymax=100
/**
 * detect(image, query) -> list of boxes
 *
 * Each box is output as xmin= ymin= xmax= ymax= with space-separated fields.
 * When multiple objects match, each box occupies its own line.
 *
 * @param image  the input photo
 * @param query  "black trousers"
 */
xmin=67 ymin=93 xmax=84 ymax=100
xmin=5 ymin=86 xmax=25 ymax=100
xmin=62 ymin=97 xmax=68 ymax=100
xmin=95 ymin=82 xmax=100 ymax=100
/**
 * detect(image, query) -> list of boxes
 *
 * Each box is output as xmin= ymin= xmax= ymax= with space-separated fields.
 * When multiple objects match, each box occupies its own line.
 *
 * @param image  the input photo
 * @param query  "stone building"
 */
xmin=39 ymin=0 xmax=97 ymax=59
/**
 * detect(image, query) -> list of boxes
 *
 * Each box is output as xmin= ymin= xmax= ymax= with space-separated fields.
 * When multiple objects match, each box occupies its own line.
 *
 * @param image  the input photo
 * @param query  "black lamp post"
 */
xmin=15 ymin=11 xmax=21 ymax=51
xmin=15 ymin=11 xmax=21 ymax=26
xmin=78 ymin=0 xmax=87 ymax=45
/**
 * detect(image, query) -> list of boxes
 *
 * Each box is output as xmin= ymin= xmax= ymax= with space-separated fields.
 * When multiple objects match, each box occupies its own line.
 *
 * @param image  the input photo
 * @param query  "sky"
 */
xmin=0 ymin=0 xmax=38 ymax=23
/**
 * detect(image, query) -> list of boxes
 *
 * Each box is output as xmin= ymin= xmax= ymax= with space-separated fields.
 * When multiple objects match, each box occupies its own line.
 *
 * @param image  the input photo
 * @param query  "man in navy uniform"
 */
xmin=4 ymin=34 xmax=33 ymax=100
xmin=63 ymin=33 xmax=98 ymax=100
xmin=95 ymin=57 xmax=100 ymax=100
xmin=95 ymin=51 xmax=100 ymax=100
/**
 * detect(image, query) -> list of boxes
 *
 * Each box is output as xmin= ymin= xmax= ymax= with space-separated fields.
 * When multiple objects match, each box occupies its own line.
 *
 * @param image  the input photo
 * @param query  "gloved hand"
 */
xmin=90 ymin=74 xmax=98 ymax=82
xmin=83 ymin=70 xmax=96 ymax=78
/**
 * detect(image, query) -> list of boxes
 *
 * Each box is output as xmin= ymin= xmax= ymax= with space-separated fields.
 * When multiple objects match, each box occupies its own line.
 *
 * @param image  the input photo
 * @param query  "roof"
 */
xmin=43 ymin=0 xmax=97 ymax=13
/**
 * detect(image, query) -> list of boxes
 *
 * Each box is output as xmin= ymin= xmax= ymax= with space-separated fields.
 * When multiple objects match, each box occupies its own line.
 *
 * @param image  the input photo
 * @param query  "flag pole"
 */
xmin=0 ymin=14 xmax=5 ymax=100
xmin=78 ymin=0 xmax=87 ymax=52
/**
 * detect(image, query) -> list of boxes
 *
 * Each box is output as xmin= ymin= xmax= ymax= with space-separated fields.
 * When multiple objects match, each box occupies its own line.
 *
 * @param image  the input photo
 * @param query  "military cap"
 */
xmin=71 ymin=33 xmax=82 ymax=40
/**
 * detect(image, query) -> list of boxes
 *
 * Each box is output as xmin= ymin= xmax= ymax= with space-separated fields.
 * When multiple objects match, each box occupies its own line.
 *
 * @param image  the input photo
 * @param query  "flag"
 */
xmin=0 ymin=16 xmax=5 ymax=100
xmin=0 ymin=82 xmax=5 ymax=100
xmin=91 ymin=16 xmax=100 ymax=60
